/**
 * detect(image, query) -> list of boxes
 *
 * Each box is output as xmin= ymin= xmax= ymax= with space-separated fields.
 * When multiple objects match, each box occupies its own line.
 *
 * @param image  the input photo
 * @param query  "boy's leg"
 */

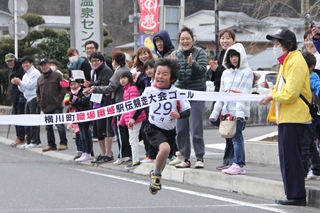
xmin=154 ymin=142 xmax=170 ymax=174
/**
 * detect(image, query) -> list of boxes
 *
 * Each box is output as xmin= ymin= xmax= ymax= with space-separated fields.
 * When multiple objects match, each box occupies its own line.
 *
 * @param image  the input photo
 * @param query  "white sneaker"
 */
xmin=113 ymin=158 xmax=124 ymax=165
xmin=112 ymin=136 xmax=117 ymax=142
xmin=75 ymin=153 xmax=93 ymax=162
xmin=169 ymin=151 xmax=183 ymax=166
xmin=306 ymin=171 xmax=320 ymax=180
xmin=19 ymin=144 xmax=28 ymax=149
xmin=194 ymin=160 xmax=205 ymax=169
xmin=25 ymin=143 xmax=41 ymax=149
xmin=123 ymin=157 xmax=131 ymax=162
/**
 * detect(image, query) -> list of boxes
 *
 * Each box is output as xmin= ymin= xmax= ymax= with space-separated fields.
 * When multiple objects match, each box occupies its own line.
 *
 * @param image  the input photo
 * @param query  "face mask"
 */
xmin=50 ymin=66 xmax=56 ymax=71
xmin=273 ymin=47 xmax=286 ymax=58
xmin=69 ymin=56 xmax=79 ymax=63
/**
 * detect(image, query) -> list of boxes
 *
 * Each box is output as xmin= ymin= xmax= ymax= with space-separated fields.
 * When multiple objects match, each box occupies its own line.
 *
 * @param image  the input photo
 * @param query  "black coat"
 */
xmin=7 ymin=60 xmax=26 ymax=103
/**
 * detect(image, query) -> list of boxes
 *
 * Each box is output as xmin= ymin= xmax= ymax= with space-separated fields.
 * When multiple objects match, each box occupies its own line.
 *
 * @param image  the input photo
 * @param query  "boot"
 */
xmin=169 ymin=151 xmax=183 ymax=166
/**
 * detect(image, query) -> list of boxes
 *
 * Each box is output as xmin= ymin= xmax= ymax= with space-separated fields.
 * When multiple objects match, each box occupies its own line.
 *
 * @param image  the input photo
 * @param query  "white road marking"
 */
xmin=75 ymin=169 xmax=286 ymax=213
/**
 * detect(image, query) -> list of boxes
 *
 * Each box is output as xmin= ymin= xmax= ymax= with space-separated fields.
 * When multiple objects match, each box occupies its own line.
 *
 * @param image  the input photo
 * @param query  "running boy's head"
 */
xmin=143 ymin=59 xmax=155 ymax=78
xmin=302 ymin=51 xmax=316 ymax=74
xmin=226 ymin=49 xmax=240 ymax=69
xmin=119 ymin=71 xmax=135 ymax=87
xmin=69 ymin=78 xmax=82 ymax=90
xmin=154 ymin=58 xmax=180 ymax=89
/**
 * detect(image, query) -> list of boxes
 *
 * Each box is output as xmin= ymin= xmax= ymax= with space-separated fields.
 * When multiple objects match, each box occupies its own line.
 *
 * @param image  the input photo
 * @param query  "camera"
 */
xmin=305 ymin=14 xmax=320 ymax=34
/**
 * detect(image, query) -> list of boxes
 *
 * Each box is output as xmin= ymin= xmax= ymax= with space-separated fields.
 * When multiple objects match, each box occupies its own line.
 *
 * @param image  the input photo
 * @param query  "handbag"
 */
xmin=219 ymin=114 xmax=236 ymax=138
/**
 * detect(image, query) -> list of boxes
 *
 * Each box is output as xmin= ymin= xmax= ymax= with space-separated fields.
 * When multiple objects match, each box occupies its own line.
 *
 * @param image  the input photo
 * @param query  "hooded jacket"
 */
xmin=153 ymin=30 xmax=175 ymax=58
xmin=210 ymin=43 xmax=253 ymax=120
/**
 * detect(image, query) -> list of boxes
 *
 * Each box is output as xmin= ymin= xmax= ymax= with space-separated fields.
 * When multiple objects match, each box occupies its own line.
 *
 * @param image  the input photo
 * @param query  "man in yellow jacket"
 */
xmin=259 ymin=28 xmax=312 ymax=207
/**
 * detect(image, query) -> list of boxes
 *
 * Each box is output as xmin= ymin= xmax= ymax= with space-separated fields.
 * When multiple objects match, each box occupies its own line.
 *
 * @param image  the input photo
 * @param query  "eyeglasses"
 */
xmin=91 ymin=59 xmax=101 ymax=63
xmin=86 ymin=46 xmax=96 ymax=50
xmin=155 ymin=39 xmax=163 ymax=44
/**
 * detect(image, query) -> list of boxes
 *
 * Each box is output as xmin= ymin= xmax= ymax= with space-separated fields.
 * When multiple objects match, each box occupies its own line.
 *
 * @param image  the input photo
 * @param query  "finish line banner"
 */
xmin=0 ymin=90 xmax=264 ymax=126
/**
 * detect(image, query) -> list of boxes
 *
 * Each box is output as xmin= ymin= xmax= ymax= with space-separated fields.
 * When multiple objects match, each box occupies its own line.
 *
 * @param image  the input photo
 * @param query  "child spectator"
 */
xmin=301 ymin=52 xmax=320 ymax=180
xmin=64 ymin=78 xmax=93 ymax=162
xmin=64 ymin=94 xmax=82 ymax=160
xmin=210 ymin=43 xmax=253 ymax=175
xmin=139 ymin=59 xmax=156 ymax=163
xmin=119 ymin=71 xmax=146 ymax=170
xmin=129 ymin=58 xmax=191 ymax=194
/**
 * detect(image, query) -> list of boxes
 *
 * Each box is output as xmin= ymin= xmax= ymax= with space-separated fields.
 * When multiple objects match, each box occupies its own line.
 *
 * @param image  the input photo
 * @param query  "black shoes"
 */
xmin=275 ymin=198 xmax=306 ymax=206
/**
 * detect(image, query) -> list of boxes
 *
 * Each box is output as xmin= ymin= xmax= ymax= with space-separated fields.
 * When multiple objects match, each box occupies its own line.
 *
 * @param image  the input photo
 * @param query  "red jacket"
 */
xmin=119 ymin=84 xmax=146 ymax=126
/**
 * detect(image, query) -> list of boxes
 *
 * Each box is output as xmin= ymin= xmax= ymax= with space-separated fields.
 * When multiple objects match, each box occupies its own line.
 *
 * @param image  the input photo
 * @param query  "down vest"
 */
xmin=119 ymin=84 xmax=146 ymax=126
xmin=173 ymin=46 xmax=207 ymax=91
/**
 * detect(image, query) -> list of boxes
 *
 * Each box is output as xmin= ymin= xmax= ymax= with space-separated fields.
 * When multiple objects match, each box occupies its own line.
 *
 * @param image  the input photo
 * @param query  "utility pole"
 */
xmin=214 ymin=0 xmax=219 ymax=56
xmin=129 ymin=0 xmax=140 ymax=53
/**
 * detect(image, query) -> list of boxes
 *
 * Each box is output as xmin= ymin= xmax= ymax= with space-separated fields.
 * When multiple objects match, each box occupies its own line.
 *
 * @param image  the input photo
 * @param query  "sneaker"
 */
xmin=175 ymin=159 xmax=191 ymax=168
xmin=75 ymin=153 xmax=93 ymax=162
xmin=112 ymin=136 xmax=117 ymax=142
xmin=140 ymin=156 xmax=154 ymax=163
xmin=91 ymin=154 xmax=103 ymax=164
xmin=150 ymin=171 xmax=162 ymax=191
xmin=124 ymin=162 xmax=140 ymax=170
xmin=113 ymin=158 xmax=124 ymax=165
xmin=222 ymin=163 xmax=246 ymax=175
xmin=169 ymin=151 xmax=183 ymax=166
xmin=19 ymin=143 xmax=29 ymax=149
xmin=306 ymin=171 xmax=320 ymax=180
xmin=104 ymin=155 xmax=114 ymax=162
xmin=25 ymin=143 xmax=41 ymax=149
xmin=123 ymin=157 xmax=131 ymax=162
xmin=93 ymin=138 xmax=98 ymax=142
xmin=194 ymin=159 xmax=205 ymax=169
xmin=216 ymin=163 xmax=231 ymax=170
xmin=74 ymin=151 xmax=82 ymax=160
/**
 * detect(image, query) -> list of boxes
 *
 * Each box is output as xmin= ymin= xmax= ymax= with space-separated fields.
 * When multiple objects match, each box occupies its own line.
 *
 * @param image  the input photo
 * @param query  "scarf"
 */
xmin=67 ymin=57 xmax=85 ymax=71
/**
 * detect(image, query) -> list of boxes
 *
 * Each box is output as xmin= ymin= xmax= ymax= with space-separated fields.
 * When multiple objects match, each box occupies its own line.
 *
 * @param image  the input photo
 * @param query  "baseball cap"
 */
xmin=266 ymin=28 xmax=296 ymax=42
xmin=5 ymin=53 xmax=15 ymax=62
xmin=39 ymin=58 xmax=49 ymax=65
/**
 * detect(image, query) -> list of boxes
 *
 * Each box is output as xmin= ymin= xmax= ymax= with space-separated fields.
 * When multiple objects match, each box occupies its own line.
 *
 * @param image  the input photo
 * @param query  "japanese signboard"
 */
xmin=73 ymin=0 xmax=103 ymax=56
xmin=138 ymin=0 xmax=159 ymax=51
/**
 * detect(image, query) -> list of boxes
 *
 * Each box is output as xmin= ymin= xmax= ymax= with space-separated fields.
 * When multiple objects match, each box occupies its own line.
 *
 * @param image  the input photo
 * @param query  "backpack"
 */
xmin=282 ymin=75 xmax=320 ymax=119
xmin=300 ymin=92 xmax=320 ymax=119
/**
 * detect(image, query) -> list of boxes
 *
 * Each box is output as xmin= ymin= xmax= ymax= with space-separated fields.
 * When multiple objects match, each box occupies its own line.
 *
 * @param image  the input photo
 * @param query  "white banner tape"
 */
xmin=0 ymin=90 xmax=264 ymax=126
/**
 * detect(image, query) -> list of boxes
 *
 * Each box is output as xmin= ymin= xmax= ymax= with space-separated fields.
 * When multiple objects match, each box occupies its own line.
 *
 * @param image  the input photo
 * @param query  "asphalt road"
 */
xmin=0 ymin=139 xmax=318 ymax=213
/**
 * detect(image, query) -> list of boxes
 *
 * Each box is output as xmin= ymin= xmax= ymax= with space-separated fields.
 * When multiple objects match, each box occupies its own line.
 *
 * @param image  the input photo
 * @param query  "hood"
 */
xmin=153 ymin=30 xmax=174 ymax=56
xmin=222 ymin=43 xmax=250 ymax=71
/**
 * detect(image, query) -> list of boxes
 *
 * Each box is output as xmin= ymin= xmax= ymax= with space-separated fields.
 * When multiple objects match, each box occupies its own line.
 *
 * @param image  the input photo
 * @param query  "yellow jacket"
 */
xmin=267 ymin=49 xmax=312 ymax=123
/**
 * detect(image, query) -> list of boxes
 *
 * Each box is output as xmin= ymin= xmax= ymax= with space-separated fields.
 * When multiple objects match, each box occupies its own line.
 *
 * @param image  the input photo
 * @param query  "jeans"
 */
xmin=79 ymin=122 xmax=92 ymax=154
xmin=12 ymin=101 xmax=26 ymax=140
xmin=45 ymin=109 xmax=68 ymax=148
xmin=232 ymin=120 xmax=246 ymax=167
xmin=25 ymin=97 xmax=41 ymax=144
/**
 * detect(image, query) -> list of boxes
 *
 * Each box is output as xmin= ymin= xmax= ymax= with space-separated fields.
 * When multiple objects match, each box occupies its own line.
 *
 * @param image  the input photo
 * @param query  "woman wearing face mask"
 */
xmin=49 ymin=60 xmax=64 ymax=76
xmin=171 ymin=26 xmax=207 ymax=169
xmin=259 ymin=29 xmax=310 ymax=206
xmin=66 ymin=48 xmax=92 ymax=81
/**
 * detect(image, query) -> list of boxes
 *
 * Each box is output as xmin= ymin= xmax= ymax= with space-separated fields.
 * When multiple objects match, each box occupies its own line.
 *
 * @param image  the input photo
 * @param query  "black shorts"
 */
xmin=92 ymin=117 xmax=113 ymax=139
xmin=144 ymin=123 xmax=176 ymax=150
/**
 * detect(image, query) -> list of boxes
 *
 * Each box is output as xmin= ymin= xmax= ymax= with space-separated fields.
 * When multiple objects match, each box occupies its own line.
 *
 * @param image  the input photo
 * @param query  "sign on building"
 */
xmin=70 ymin=0 xmax=103 ymax=56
